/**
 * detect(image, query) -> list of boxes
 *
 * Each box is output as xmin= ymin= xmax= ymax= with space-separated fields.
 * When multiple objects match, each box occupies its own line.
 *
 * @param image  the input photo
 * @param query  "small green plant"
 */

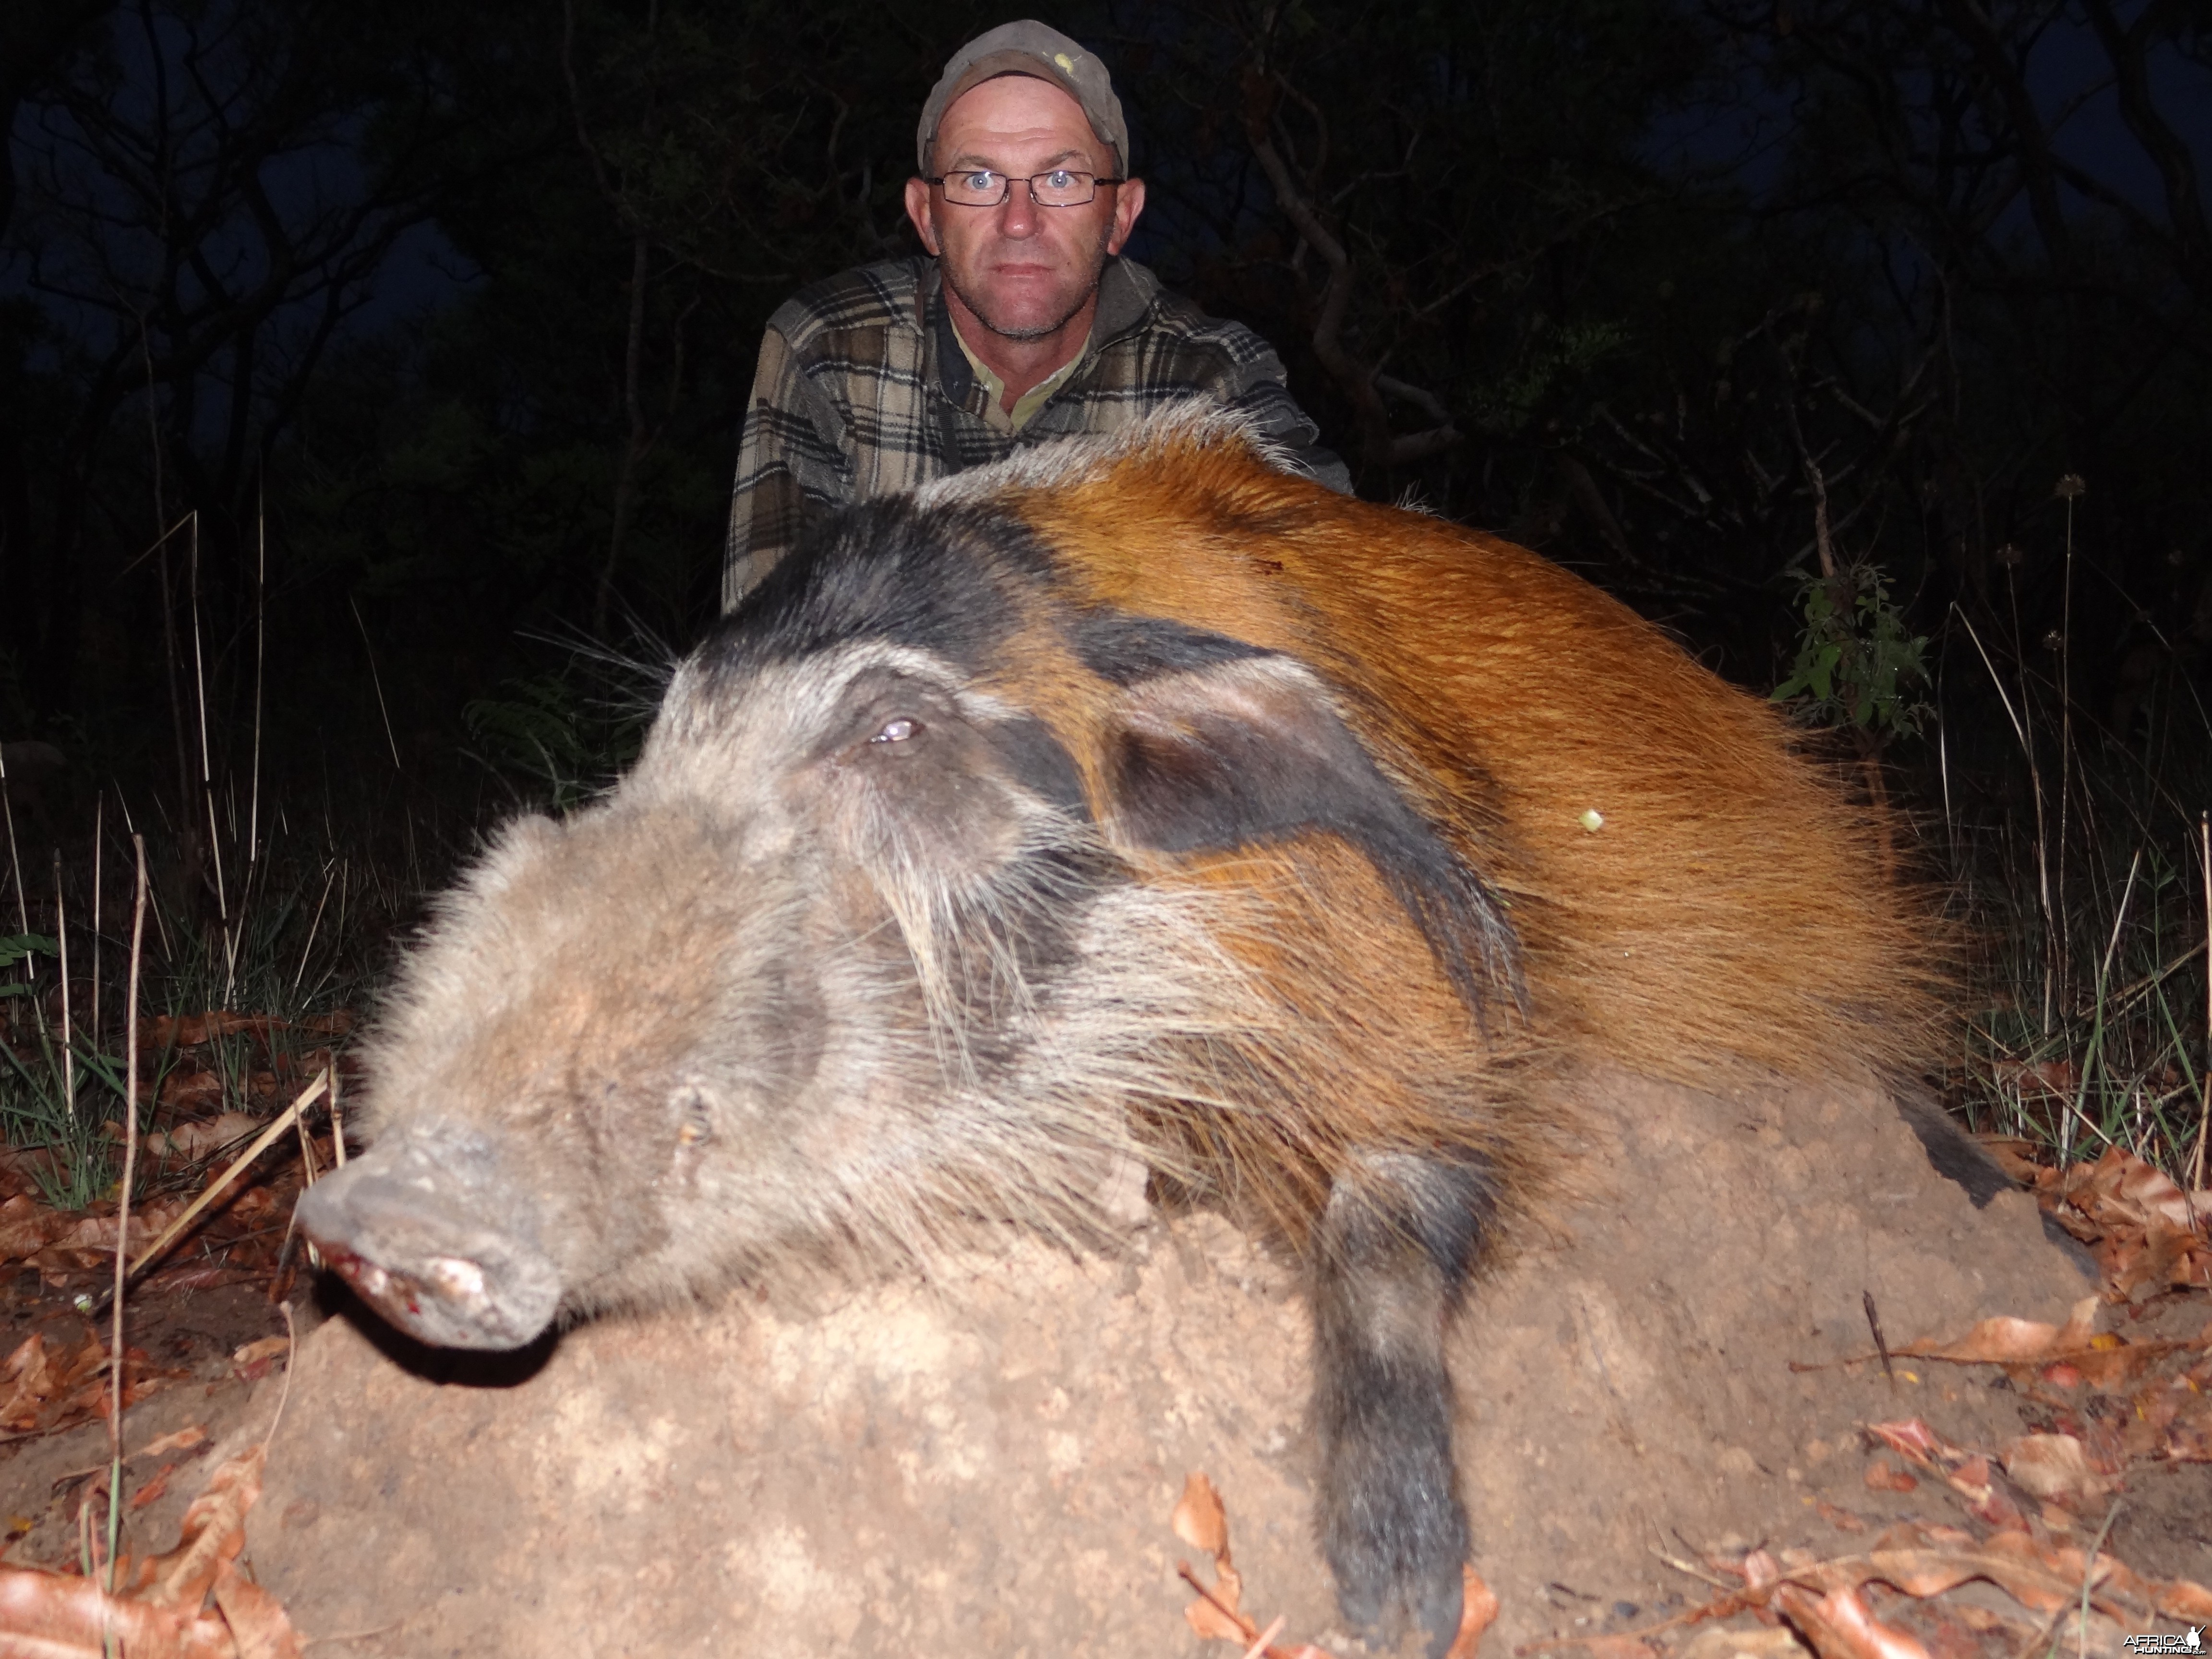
xmin=0 ymin=932 xmax=58 ymax=998
xmin=1771 ymin=562 xmax=1932 ymax=739
xmin=0 ymin=1033 xmax=125 ymax=1210
xmin=1 ymin=823 xmax=389 ymax=1211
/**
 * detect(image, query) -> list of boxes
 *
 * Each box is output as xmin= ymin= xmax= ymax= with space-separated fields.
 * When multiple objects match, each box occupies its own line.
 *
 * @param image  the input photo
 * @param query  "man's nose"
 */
xmin=995 ymin=182 xmax=1041 ymax=238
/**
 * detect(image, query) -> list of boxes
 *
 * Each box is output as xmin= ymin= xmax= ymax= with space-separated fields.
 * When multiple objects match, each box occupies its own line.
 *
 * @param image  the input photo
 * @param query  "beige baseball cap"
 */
xmin=915 ymin=21 xmax=1130 ymax=177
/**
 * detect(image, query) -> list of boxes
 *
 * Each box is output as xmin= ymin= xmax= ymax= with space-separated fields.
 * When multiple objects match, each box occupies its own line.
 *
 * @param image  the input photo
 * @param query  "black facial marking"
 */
xmin=984 ymin=716 xmax=1092 ymax=823
xmin=703 ymin=493 xmax=1060 ymax=684
xmin=1066 ymin=611 xmax=1276 ymax=686
xmin=1108 ymin=665 xmax=1523 ymax=1026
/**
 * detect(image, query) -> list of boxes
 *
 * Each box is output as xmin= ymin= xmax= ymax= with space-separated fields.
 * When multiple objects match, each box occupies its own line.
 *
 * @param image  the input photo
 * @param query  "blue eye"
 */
xmin=961 ymin=171 xmax=1000 ymax=192
xmin=1043 ymin=169 xmax=1077 ymax=190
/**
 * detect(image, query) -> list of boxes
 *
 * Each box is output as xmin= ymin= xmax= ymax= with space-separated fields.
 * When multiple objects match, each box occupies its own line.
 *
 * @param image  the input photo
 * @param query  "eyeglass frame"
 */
xmin=924 ymin=169 xmax=1128 ymax=208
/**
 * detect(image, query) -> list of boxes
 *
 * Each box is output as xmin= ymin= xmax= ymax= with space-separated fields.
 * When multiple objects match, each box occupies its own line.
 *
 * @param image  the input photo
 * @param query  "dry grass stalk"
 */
xmin=108 ymin=832 xmax=148 ymax=1588
xmin=120 ymin=1072 xmax=328 ymax=1289
xmin=2196 ymin=815 xmax=2211 ymax=1191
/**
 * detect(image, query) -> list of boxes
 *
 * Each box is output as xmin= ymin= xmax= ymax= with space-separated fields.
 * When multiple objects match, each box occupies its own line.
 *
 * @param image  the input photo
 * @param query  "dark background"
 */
xmin=3 ymin=0 xmax=2208 ymax=962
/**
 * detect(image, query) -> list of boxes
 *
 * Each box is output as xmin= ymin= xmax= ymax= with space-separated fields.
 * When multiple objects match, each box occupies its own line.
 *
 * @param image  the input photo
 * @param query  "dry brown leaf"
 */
xmin=156 ymin=1071 xmax=226 ymax=1113
xmin=129 ymin=1464 xmax=176 ymax=1512
xmin=230 ymin=1336 xmax=289 ymax=1368
xmin=1678 ymin=1625 xmax=1806 ymax=1659
xmin=1174 ymin=1473 xmax=1230 ymax=1558
xmin=1989 ymin=1061 xmax=2079 ymax=1101
xmin=1184 ymin=1586 xmax=1251 ymax=1645
xmin=1863 ymin=1461 xmax=1918 ymax=1493
xmin=0 ymin=1568 xmax=236 ymax=1658
xmin=2060 ymin=1148 xmax=2212 ymax=1233
xmin=1171 ymin=1476 xmax=1339 ymax=1659
xmin=2000 ymin=1434 xmax=2107 ymax=1505
xmin=1891 ymin=1298 xmax=2100 ymax=1367
xmin=144 ymin=1011 xmax=284 ymax=1049
xmin=1774 ymin=1582 xmax=1932 ymax=1659
xmin=1864 ymin=1420 xmax=1947 ymax=1467
xmin=1214 ymin=1561 xmax=1244 ymax=1616
xmin=1863 ymin=1421 xmax=2029 ymax=1530
xmin=142 ymin=1445 xmax=263 ymax=1609
xmin=2155 ymin=1576 xmax=2212 ymax=1623
xmin=131 ymin=1426 xmax=207 ymax=1462
xmin=1948 ymin=1456 xmax=2027 ymax=1533
xmin=1846 ymin=1546 xmax=2075 ymax=1613
xmin=150 ymin=1113 xmax=261 ymax=1163
xmin=211 ymin=1564 xmax=305 ymax=1659
xmin=0 ymin=1335 xmax=55 ymax=1431
xmin=0 ymin=1446 xmax=298 ymax=1657
xmin=1443 ymin=1565 xmax=1501 ymax=1659
xmin=0 ymin=1194 xmax=67 ymax=1263
xmin=1816 ymin=1501 xmax=1867 ymax=1533
xmin=1741 ymin=1551 xmax=1782 ymax=1594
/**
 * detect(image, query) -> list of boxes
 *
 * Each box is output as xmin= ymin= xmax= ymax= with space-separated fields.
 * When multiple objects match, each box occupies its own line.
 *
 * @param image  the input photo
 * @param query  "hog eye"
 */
xmin=871 ymin=717 xmax=919 ymax=744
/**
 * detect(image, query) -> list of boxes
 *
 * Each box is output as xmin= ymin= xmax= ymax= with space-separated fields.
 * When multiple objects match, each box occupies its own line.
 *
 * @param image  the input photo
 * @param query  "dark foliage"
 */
xmin=0 ymin=0 xmax=2205 ymax=908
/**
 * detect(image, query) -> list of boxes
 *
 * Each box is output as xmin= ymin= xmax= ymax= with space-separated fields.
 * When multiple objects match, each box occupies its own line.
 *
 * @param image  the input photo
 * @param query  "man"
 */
xmin=721 ymin=19 xmax=1347 ymax=610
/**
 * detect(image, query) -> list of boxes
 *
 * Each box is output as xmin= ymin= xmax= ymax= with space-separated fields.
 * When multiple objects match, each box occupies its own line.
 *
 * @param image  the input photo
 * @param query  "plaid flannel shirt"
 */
xmin=721 ymin=254 xmax=1349 ymax=610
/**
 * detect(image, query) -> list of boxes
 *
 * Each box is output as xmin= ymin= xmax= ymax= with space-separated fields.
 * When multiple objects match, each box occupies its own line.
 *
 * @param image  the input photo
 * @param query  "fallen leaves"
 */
xmin=1769 ymin=1581 xmax=1930 ymax=1659
xmin=2030 ymin=1147 xmax=2212 ymax=1299
xmin=0 ymin=1445 xmax=302 ymax=1657
xmin=1175 ymin=1473 xmax=1292 ymax=1654
xmin=1526 ymin=1140 xmax=2212 ymax=1659
xmin=1860 ymin=1294 xmax=2212 ymax=1488
xmin=0 ymin=1012 xmax=353 ymax=1310
xmin=143 ymin=1112 xmax=263 ymax=1165
xmin=229 ymin=1335 xmax=289 ymax=1383
xmin=140 ymin=1010 xmax=352 ymax=1051
xmin=0 ymin=1328 xmax=182 ymax=1437
xmin=0 ymin=1191 xmax=192 ymax=1286
xmin=1863 ymin=1461 xmax=1919 ymax=1494
xmin=1172 ymin=1473 xmax=1500 ymax=1659
xmin=1998 ymin=1433 xmax=2107 ymax=1505
xmin=1540 ymin=1518 xmax=2210 ymax=1659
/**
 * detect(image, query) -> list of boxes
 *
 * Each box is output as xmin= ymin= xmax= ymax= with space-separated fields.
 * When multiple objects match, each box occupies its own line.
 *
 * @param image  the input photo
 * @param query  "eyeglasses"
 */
xmin=926 ymin=169 xmax=1125 ymax=208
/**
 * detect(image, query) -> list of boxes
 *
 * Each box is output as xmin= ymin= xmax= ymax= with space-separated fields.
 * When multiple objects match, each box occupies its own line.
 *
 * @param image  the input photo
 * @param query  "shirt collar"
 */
xmin=947 ymin=317 xmax=1092 ymax=433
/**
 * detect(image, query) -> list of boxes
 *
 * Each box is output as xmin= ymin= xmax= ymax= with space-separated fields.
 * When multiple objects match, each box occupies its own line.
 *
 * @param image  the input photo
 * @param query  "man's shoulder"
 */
xmin=1099 ymin=259 xmax=1284 ymax=371
xmin=769 ymin=257 xmax=933 ymax=352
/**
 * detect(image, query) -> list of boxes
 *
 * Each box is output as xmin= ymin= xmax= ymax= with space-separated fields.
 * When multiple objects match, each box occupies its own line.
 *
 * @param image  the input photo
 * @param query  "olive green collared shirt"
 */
xmin=949 ymin=321 xmax=1092 ymax=435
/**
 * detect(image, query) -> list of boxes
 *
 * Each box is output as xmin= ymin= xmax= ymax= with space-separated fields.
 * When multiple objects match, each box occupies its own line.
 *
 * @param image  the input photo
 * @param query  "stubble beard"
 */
xmin=940 ymin=218 xmax=1115 ymax=341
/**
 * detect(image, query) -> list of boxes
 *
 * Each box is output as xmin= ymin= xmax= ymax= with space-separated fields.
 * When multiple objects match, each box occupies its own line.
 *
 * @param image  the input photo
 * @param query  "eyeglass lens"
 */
xmin=938 ymin=170 xmax=1104 ymax=207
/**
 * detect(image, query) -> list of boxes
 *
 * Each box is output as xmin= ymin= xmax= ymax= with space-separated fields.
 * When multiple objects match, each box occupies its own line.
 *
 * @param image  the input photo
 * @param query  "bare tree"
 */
xmin=7 ymin=0 xmax=474 ymax=716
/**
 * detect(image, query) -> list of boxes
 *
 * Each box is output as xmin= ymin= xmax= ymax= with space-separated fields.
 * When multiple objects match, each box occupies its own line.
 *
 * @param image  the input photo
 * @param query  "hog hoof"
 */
xmin=1323 ymin=1467 xmax=1468 ymax=1658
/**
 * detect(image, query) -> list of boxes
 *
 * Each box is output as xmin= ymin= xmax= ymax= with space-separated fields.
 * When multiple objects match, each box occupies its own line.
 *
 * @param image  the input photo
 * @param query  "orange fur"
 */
xmin=1005 ymin=424 xmax=1947 ymax=1102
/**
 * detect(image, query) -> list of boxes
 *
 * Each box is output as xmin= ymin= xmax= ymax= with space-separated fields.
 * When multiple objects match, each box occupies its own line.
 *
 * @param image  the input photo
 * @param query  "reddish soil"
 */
xmin=4 ymin=1070 xmax=2207 ymax=1659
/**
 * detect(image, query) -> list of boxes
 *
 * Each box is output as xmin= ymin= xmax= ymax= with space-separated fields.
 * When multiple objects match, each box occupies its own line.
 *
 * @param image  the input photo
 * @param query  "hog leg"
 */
xmin=1313 ymin=1151 xmax=1491 ymax=1659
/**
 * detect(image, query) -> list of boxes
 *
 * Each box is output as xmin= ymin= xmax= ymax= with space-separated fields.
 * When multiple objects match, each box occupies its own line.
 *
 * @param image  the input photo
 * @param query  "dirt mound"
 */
xmin=240 ymin=1072 xmax=2100 ymax=1657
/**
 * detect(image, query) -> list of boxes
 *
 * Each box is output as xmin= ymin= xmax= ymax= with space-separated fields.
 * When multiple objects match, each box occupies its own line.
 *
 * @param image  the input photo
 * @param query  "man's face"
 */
xmin=903 ymin=75 xmax=1145 ymax=341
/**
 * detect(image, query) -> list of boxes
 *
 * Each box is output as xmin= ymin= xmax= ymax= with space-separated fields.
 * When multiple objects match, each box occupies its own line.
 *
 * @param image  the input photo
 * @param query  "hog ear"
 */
xmin=1101 ymin=653 xmax=1524 ymax=1027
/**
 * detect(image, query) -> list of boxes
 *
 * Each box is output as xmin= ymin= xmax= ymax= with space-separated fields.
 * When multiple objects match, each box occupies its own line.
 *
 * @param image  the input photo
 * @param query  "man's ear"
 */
xmin=1106 ymin=176 xmax=1146 ymax=256
xmin=1099 ymin=650 xmax=1520 ymax=1024
xmin=902 ymin=177 xmax=940 ymax=253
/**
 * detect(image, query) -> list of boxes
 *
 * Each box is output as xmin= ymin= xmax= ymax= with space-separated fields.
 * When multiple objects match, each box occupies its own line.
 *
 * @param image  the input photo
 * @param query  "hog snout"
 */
xmin=294 ymin=1132 xmax=561 ymax=1350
